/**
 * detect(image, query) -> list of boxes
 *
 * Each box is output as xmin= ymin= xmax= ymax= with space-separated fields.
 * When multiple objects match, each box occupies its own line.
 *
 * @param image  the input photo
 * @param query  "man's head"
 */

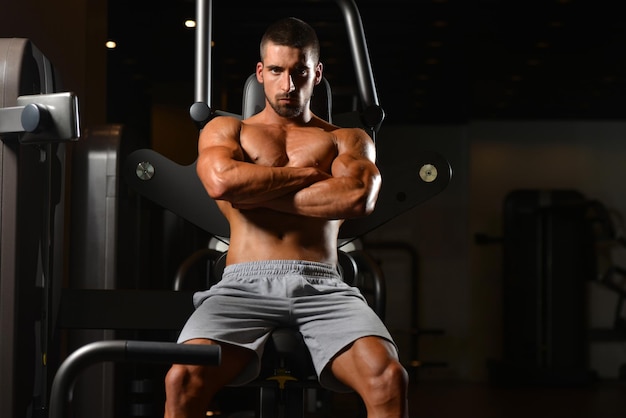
xmin=256 ymin=17 xmax=323 ymax=119
xmin=259 ymin=17 xmax=320 ymax=64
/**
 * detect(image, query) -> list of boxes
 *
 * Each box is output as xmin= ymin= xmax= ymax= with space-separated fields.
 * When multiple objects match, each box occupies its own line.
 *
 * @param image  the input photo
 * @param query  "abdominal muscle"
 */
xmin=220 ymin=203 xmax=342 ymax=266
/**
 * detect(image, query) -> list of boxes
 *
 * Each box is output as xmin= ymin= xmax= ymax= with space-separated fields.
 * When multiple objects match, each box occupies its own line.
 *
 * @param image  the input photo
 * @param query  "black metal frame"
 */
xmin=0 ymin=37 xmax=78 ymax=418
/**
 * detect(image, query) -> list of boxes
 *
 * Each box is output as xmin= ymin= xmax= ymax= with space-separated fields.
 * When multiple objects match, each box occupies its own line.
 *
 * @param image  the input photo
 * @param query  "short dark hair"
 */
xmin=260 ymin=17 xmax=320 ymax=63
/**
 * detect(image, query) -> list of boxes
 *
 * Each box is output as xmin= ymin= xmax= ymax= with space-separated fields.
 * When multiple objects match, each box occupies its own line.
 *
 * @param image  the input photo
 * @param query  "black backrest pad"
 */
xmin=241 ymin=74 xmax=332 ymax=122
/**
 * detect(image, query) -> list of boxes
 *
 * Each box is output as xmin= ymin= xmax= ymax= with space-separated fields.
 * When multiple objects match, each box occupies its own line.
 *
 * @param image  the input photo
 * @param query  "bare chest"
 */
xmin=240 ymin=125 xmax=337 ymax=170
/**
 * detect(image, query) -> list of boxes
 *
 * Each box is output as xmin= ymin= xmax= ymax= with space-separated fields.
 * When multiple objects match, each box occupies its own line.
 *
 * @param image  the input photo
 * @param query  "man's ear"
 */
xmin=314 ymin=62 xmax=323 ymax=85
xmin=256 ymin=62 xmax=264 ymax=83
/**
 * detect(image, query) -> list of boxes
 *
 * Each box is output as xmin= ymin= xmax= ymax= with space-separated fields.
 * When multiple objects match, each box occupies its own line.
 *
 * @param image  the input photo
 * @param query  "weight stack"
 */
xmin=491 ymin=189 xmax=594 ymax=386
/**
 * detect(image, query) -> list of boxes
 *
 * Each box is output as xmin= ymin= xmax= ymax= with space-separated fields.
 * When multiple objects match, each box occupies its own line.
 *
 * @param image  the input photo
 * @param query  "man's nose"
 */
xmin=281 ymin=74 xmax=295 ymax=93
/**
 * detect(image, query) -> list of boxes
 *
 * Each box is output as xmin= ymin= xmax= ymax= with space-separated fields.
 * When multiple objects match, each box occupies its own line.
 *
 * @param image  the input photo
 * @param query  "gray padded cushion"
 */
xmin=241 ymin=74 xmax=332 ymax=122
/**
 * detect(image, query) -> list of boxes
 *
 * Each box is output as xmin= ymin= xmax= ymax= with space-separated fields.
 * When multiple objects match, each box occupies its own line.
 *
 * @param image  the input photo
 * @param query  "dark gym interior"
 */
xmin=2 ymin=1 xmax=626 ymax=417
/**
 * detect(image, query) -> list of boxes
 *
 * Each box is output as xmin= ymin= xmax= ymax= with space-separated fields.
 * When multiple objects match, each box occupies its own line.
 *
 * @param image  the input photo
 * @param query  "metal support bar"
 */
xmin=48 ymin=340 xmax=221 ymax=418
xmin=189 ymin=0 xmax=213 ymax=125
xmin=194 ymin=0 xmax=213 ymax=106
xmin=334 ymin=0 xmax=379 ymax=108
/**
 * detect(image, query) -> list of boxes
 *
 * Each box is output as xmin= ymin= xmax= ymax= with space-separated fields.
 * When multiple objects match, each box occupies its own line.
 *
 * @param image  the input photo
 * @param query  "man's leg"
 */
xmin=164 ymin=339 xmax=255 ymax=418
xmin=330 ymin=336 xmax=409 ymax=418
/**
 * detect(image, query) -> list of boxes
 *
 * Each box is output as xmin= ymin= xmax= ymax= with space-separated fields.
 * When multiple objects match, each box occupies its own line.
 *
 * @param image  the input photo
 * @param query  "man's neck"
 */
xmin=258 ymin=106 xmax=314 ymax=127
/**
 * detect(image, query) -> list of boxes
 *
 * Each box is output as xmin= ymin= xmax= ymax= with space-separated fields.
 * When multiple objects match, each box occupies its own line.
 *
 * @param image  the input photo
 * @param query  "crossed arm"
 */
xmin=196 ymin=116 xmax=381 ymax=220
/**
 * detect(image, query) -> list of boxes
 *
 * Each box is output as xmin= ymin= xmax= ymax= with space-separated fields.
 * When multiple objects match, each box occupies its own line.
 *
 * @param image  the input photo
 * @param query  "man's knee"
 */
xmin=165 ymin=364 xmax=208 ymax=396
xmin=164 ymin=364 xmax=216 ymax=417
xmin=384 ymin=359 xmax=409 ymax=390
xmin=365 ymin=360 xmax=408 ymax=409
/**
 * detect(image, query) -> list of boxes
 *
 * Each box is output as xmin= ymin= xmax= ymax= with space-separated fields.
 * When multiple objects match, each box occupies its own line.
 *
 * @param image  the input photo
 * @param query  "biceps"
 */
xmin=331 ymin=154 xmax=380 ymax=186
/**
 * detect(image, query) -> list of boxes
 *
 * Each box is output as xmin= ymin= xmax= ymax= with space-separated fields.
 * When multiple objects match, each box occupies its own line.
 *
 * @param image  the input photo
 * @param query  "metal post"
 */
xmin=189 ymin=0 xmax=214 ymax=125
xmin=334 ymin=0 xmax=379 ymax=108
xmin=194 ymin=0 xmax=212 ymax=105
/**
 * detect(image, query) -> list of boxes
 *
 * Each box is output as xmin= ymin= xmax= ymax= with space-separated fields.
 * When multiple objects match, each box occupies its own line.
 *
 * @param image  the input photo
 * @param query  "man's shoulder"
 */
xmin=309 ymin=116 xmax=366 ymax=135
xmin=203 ymin=115 xmax=244 ymax=135
xmin=331 ymin=125 xmax=372 ymax=142
xmin=211 ymin=115 xmax=243 ymax=126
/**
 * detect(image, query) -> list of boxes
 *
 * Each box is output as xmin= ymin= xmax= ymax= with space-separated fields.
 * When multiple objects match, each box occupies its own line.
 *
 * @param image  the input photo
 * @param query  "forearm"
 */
xmin=238 ymin=174 xmax=380 ymax=219
xmin=237 ymin=148 xmax=382 ymax=218
xmin=198 ymin=155 xmax=329 ymax=205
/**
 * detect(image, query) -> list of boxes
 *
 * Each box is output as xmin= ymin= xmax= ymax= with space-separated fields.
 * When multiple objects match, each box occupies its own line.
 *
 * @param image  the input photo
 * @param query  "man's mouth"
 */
xmin=279 ymin=97 xmax=297 ymax=106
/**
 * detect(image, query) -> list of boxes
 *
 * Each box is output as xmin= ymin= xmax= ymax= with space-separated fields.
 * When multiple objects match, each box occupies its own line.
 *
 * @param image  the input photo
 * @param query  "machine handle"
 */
xmin=48 ymin=340 xmax=220 ymax=418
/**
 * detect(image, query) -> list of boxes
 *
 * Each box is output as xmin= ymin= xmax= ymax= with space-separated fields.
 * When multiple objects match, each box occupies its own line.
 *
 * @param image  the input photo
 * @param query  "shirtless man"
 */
xmin=164 ymin=17 xmax=409 ymax=418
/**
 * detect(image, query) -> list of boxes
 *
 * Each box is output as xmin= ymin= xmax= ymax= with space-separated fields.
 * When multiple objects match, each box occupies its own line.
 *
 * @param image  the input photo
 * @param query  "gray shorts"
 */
xmin=177 ymin=259 xmax=396 ymax=392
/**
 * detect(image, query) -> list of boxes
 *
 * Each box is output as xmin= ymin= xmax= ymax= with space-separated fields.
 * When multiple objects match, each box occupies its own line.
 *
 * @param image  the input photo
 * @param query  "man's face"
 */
xmin=257 ymin=43 xmax=322 ymax=118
